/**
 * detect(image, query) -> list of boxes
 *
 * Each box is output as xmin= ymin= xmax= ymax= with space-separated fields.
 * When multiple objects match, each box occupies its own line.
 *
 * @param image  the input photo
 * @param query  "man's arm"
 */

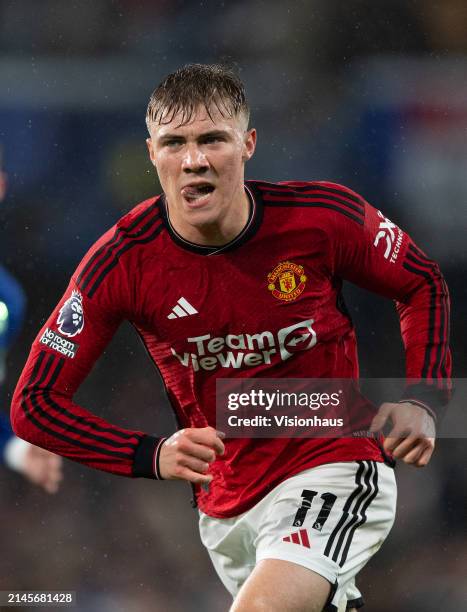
xmin=11 ymin=280 xmax=223 ymax=484
xmin=10 ymin=215 xmax=166 ymax=480
xmin=10 ymin=219 xmax=223 ymax=484
xmin=326 ymin=182 xmax=451 ymax=465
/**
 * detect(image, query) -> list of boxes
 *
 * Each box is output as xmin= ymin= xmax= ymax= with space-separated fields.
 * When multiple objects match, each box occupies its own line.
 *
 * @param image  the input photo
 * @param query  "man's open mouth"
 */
xmin=181 ymin=183 xmax=215 ymax=203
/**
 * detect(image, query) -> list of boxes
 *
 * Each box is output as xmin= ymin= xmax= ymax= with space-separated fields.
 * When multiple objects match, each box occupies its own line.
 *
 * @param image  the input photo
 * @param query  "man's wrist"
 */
xmin=398 ymin=399 xmax=437 ymax=422
xmin=400 ymin=380 xmax=452 ymax=422
xmin=133 ymin=435 xmax=165 ymax=479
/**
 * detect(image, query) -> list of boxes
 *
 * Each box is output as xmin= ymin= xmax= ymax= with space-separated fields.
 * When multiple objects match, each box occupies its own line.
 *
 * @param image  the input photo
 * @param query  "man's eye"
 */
xmin=204 ymin=136 xmax=223 ymax=144
xmin=165 ymin=140 xmax=183 ymax=147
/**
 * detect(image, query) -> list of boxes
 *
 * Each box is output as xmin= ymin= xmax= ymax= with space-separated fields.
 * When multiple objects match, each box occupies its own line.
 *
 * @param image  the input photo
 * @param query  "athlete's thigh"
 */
xmin=230 ymin=558 xmax=331 ymax=612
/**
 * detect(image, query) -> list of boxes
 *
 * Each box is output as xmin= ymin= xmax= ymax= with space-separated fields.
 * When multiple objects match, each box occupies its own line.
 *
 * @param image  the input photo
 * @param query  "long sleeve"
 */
xmin=11 ymin=221 xmax=162 ymax=479
xmin=325 ymin=182 xmax=451 ymax=419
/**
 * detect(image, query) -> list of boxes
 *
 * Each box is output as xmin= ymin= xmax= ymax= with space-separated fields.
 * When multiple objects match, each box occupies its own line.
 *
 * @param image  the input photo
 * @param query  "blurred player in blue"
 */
xmin=0 ymin=158 xmax=62 ymax=493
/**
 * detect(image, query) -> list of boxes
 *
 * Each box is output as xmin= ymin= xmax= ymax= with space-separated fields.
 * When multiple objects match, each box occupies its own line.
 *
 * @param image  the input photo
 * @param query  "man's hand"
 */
xmin=370 ymin=402 xmax=436 ymax=467
xmin=21 ymin=444 xmax=63 ymax=493
xmin=159 ymin=427 xmax=225 ymax=484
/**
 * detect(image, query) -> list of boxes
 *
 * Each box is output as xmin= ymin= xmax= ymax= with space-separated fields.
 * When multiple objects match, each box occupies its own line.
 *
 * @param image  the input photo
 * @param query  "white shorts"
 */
xmin=199 ymin=461 xmax=396 ymax=611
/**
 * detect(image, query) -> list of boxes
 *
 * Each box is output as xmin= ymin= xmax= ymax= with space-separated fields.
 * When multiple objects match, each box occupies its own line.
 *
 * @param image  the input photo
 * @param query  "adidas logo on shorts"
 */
xmin=282 ymin=528 xmax=310 ymax=548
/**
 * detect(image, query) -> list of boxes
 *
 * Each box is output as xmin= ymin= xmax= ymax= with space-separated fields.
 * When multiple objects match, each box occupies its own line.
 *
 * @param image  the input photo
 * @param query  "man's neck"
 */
xmin=167 ymin=188 xmax=250 ymax=247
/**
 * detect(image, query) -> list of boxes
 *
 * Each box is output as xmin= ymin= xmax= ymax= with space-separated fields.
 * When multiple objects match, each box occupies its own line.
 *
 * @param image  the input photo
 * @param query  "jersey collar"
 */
xmin=159 ymin=183 xmax=263 ymax=255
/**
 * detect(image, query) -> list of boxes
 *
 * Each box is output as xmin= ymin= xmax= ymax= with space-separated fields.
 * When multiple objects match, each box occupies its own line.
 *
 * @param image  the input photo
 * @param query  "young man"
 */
xmin=11 ymin=64 xmax=450 ymax=611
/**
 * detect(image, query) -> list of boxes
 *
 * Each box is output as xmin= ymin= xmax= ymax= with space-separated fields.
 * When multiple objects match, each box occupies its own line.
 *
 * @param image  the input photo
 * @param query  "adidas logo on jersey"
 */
xmin=282 ymin=529 xmax=310 ymax=548
xmin=167 ymin=297 xmax=198 ymax=319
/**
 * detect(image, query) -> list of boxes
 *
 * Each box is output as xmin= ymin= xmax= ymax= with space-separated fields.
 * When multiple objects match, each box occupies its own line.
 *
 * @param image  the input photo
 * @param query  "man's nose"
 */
xmin=182 ymin=145 xmax=209 ymax=173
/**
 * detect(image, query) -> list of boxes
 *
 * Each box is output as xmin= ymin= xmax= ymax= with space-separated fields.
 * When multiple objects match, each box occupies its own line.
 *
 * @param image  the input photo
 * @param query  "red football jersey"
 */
xmin=11 ymin=181 xmax=451 ymax=517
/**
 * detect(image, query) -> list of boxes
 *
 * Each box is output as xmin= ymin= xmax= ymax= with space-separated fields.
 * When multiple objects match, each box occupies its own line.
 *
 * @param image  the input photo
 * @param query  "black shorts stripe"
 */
xmin=80 ymin=211 xmax=161 ymax=293
xmin=331 ymin=461 xmax=376 ymax=565
xmin=256 ymin=182 xmax=366 ymax=208
xmin=77 ymin=201 xmax=159 ymax=287
xmin=339 ymin=462 xmax=379 ymax=567
xmin=262 ymin=199 xmax=364 ymax=226
xmin=324 ymin=461 xmax=367 ymax=558
xmin=88 ymin=222 xmax=165 ymax=298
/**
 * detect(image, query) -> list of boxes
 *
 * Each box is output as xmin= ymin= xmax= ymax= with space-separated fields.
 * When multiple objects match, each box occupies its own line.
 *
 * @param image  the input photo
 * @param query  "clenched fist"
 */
xmin=370 ymin=401 xmax=436 ymax=467
xmin=159 ymin=427 xmax=225 ymax=484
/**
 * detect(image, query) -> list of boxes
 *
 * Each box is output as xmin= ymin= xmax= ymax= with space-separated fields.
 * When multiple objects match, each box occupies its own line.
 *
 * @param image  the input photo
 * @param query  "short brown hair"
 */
xmin=146 ymin=63 xmax=249 ymax=131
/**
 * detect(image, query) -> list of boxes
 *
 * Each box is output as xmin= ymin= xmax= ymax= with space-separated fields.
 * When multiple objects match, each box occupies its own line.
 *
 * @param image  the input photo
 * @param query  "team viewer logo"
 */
xmin=57 ymin=290 xmax=84 ymax=337
xmin=268 ymin=261 xmax=307 ymax=301
xmin=171 ymin=319 xmax=317 ymax=372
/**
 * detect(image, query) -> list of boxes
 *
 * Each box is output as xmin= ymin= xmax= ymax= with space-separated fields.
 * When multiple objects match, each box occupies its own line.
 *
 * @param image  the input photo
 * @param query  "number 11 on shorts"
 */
xmin=292 ymin=490 xmax=337 ymax=531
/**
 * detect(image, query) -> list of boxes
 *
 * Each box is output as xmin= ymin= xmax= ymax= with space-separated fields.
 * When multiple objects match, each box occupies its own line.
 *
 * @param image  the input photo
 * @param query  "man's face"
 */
xmin=146 ymin=105 xmax=256 ymax=237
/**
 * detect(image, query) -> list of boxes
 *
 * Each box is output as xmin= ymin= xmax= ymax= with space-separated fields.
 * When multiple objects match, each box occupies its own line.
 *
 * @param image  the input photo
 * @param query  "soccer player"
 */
xmin=11 ymin=65 xmax=450 ymax=611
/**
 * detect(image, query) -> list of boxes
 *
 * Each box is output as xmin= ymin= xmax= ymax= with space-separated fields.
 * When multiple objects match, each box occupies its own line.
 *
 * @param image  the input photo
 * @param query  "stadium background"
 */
xmin=0 ymin=1 xmax=466 ymax=610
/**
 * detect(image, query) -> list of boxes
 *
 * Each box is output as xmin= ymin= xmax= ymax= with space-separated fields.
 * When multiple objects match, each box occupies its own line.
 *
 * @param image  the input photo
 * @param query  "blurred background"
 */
xmin=0 ymin=0 xmax=466 ymax=610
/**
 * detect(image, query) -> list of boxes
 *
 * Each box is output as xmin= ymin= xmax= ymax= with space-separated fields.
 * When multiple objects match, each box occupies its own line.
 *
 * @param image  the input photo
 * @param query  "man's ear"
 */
xmin=146 ymin=138 xmax=156 ymax=167
xmin=242 ymin=128 xmax=257 ymax=162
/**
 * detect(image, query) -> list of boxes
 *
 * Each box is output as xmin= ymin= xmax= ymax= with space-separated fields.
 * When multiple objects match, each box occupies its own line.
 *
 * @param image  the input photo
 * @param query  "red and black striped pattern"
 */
xmin=77 ymin=198 xmax=164 ymax=299
xmin=255 ymin=181 xmax=366 ymax=226
xmin=402 ymin=243 xmax=450 ymax=381
xmin=20 ymin=351 xmax=143 ymax=475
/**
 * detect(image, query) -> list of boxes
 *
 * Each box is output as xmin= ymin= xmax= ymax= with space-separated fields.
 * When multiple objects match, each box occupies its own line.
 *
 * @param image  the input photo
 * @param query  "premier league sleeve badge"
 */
xmin=57 ymin=290 xmax=84 ymax=338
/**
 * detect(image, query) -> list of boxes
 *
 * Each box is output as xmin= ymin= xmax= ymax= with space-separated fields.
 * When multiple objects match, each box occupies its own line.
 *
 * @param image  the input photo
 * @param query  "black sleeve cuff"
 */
xmin=132 ymin=435 xmax=165 ymax=478
xmin=400 ymin=381 xmax=453 ymax=422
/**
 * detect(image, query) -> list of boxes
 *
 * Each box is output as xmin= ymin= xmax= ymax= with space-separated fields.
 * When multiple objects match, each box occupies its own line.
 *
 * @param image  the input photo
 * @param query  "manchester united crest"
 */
xmin=267 ymin=261 xmax=307 ymax=301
